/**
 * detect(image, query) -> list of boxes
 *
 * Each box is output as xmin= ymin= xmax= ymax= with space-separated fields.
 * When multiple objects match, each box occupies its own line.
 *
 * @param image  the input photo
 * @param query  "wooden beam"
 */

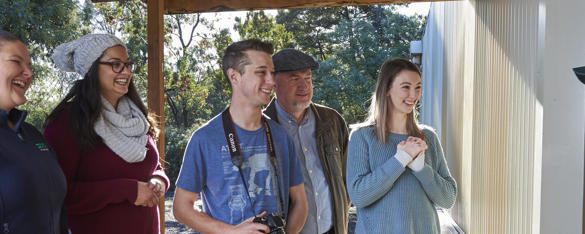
xmin=163 ymin=0 xmax=436 ymax=14
xmin=93 ymin=0 xmax=439 ymax=15
xmin=146 ymin=0 xmax=166 ymax=233
xmin=91 ymin=0 xmax=147 ymax=2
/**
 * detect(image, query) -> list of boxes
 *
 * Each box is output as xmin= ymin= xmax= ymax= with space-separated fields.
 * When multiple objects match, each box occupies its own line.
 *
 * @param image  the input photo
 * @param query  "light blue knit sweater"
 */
xmin=346 ymin=126 xmax=457 ymax=234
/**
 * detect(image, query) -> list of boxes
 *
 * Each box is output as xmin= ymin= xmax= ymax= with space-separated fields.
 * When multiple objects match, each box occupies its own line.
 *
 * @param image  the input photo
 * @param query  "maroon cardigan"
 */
xmin=43 ymin=109 xmax=169 ymax=234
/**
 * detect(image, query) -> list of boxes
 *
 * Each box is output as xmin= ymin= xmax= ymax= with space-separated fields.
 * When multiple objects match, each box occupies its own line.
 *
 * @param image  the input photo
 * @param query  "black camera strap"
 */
xmin=221 ymin=108 xmax=285 ymax=217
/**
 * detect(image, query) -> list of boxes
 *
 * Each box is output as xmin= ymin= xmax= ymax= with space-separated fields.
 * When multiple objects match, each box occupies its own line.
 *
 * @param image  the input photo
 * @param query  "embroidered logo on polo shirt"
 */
xmin=35 ymin=142 xmax=50 ymax=152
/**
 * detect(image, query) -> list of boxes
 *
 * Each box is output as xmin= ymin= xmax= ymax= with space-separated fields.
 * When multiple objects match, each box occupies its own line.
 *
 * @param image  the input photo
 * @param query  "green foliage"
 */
xmin=235 ymin=11 xmax=295 ymax=51
xmin=20 ymin=65 xmax=74 ymax=129
xmin=212 ymin=29 xmax=233 ymax=97
xmin=0 ymin=0 xmax=88 ymax=60
xmin=279 ymin=6 xmax=425 ymax=124
xmin=276 ymin=7 xmax=349 ymax=60
xmin=164 ymin=123 xmax=200 ymax=191
xmin=164 ymin=14 xmax=221 ymax=129
xmin=6 ymin=0 xmax=425 ymax=191
xmin=1 ymin=0 xmax=91 ymax=130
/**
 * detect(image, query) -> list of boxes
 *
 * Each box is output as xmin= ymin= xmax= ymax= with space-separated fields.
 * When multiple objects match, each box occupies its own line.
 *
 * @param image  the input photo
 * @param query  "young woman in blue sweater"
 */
xmin=346 ymin=58 xmax=457 ymax=234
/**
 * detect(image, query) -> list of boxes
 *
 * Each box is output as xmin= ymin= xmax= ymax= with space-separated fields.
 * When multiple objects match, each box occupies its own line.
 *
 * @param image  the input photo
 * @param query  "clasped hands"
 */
xmin=397 ymin=136 xmax=427 ymax=159
xmin=135 ymin=177 xmax=166 ymax=207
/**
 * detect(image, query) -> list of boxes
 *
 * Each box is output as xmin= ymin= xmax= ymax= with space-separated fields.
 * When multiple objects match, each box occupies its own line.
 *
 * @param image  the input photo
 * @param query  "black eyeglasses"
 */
xmin=98 ymin=61 xmax=135 ymax=73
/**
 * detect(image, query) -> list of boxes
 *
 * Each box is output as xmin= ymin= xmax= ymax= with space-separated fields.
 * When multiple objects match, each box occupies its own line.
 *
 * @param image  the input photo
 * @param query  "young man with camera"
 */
xmin=173 ymin=39 xmax=308 ymax=234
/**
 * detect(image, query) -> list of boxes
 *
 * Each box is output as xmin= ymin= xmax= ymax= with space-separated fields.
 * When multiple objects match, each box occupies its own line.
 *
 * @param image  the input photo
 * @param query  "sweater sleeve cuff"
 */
xmin=151 ymin=173 xmax=170 ymax=191
xmin=394 ymin=150 xmax=412 ymax=167
xmin=408 ymin=152 xmax=425 ymax=172
xmin=412 ymin=164 xmax=434 ymax=184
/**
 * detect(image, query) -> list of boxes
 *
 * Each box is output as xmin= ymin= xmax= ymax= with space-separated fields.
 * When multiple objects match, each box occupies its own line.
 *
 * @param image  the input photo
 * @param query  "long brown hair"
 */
xmin=352 ymin=58 xmax=426 ymax=144
xmin=45 ymin=56 xmax=159 ymax=151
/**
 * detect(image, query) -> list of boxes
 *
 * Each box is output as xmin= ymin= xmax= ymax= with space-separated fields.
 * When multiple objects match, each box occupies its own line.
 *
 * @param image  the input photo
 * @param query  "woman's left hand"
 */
xmin=149 ymin=177 xmax=166 ymax=198
xmin=406 ymin=136 xmax=428 ymax=157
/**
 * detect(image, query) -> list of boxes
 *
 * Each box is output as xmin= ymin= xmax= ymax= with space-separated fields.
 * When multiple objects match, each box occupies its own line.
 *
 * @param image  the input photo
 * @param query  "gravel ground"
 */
xmin=164 ymin=192 xmax=199 ymax=234
xmin=163 ymin=192 xmax=461 ymax=234
xmin=163 ymin=192 xmax=357 ymax=234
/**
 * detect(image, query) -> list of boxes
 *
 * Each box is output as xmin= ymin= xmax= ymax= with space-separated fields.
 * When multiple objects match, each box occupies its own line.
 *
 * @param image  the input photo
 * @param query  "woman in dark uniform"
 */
xmin=0 ymin=29 xmax=67 ymax=234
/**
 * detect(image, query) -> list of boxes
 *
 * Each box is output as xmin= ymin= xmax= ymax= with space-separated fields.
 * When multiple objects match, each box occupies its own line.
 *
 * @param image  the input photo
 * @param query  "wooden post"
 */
xmin=147 ymin=0 xmax=166 ymax=233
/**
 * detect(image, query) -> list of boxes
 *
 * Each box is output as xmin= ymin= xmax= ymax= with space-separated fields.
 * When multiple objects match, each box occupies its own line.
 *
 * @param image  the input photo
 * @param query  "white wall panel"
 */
xmin=419 ymin=0 xmax=585 ymax=232
xmin=540 ymin=0 xmax=585 ymax=232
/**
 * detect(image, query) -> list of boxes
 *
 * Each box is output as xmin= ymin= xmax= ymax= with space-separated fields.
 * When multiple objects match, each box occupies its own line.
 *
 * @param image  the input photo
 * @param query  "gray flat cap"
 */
xmin=574 ymin=66 xmax=585 ymax=85
xmin=272 ymin=48 xmax=319 ymax=73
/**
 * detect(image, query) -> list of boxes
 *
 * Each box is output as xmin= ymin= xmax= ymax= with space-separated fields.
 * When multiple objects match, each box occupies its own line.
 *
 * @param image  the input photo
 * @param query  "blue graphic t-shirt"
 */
xmin=176 ymin=113 xmax=303 ymax=225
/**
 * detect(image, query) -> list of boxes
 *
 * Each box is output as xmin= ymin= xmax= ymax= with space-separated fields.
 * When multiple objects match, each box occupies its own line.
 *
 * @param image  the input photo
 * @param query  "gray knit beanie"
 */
xmin=52 ymin=34 xmax=126 ymax=77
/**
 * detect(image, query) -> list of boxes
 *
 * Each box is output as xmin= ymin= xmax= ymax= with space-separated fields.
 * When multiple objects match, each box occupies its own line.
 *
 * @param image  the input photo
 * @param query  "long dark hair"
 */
xmin=45 ymin=56 xmax=159 ymax=151
xmin=352 ymin=58 xmax=426 ymax=143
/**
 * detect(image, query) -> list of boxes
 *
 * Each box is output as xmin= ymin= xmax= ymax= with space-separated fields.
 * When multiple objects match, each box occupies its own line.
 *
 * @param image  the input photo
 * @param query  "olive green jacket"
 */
xmin=264 ymin=99 xmax=350 ymax=234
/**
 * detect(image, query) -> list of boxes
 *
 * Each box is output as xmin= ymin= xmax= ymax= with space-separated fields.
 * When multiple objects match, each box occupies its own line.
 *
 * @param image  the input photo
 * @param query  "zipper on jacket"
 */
xmin=43 ymin=161 xmax=55 ymax=234
xmin=0 ymin=191 xmax=7 ymax=233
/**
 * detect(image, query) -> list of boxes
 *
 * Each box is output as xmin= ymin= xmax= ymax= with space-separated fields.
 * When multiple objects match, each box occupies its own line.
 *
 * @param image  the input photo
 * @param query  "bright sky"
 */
xmin=198 ymin=2 xmax=431 ymax=41
xmin=87 ymin=0 xmax=430 ymax=42
xmin=396 ymin=2 xmax=431 ymax=16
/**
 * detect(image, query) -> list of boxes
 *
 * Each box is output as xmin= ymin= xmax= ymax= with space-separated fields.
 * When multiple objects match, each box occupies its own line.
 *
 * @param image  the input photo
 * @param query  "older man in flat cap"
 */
xmin=264 ymin=49 xmax=350 ymax=234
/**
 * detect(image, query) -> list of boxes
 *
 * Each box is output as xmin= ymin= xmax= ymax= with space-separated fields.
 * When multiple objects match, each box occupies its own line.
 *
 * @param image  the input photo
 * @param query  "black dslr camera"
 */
xmin=253 ymin=213 xmax=286 ymax=234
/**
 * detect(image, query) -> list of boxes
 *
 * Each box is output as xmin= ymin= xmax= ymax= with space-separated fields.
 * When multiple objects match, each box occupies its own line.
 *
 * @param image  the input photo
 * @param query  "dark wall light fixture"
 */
xmin=410 ymin=40 xmax=422 ymax=66
xmin=574 ymin=66 xmax=585 ymax=84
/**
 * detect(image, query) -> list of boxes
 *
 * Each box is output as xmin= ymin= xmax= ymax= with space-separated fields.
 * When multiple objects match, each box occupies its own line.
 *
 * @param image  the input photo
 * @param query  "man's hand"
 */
xmin=285 ymin=184 xmax=308 ymax=234
xmin=229 ymin=211 xmax=270 ymax=234
xmin=173 ymin=187 xmax=270 ymax=234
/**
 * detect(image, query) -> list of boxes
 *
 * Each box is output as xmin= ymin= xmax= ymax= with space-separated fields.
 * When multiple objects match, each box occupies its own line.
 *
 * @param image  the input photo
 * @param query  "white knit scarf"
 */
xmin=94 ymin=96 xmax=149 ymax=163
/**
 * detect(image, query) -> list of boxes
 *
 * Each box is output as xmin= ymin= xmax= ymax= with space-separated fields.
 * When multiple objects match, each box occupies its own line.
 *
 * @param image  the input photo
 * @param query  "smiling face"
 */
xmin=274 ymin=69 xmax=313 ymax=114
xmin=97 ymin=45 xmax=132 ymax=107
xmin=230 ymin=49 xmax=275 ymax=108
xmin=0 ymin=40 xmax=33 ymax=112
xmin=387 ymin=70 xmax=422 ymax=115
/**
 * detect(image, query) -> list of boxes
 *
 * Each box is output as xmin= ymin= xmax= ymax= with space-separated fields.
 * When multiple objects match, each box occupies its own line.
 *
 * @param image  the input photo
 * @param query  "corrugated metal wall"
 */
xmin=421 ymin=0 xmax=544 ymax=233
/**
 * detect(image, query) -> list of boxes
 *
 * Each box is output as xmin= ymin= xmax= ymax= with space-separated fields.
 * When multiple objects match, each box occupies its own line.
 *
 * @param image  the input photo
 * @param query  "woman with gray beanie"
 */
xmin=43 ymin=34 xmax=169 ymax=234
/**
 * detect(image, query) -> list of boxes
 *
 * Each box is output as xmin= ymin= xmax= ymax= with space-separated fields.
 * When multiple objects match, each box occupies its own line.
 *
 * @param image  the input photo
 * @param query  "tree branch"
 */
xmin=174 ymin=15 xmax=186 ymax=49
xmin=185 ymin=14 xmax=200 ymax=48
xmin=165 ymin=90 xmax=180 ymax=126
